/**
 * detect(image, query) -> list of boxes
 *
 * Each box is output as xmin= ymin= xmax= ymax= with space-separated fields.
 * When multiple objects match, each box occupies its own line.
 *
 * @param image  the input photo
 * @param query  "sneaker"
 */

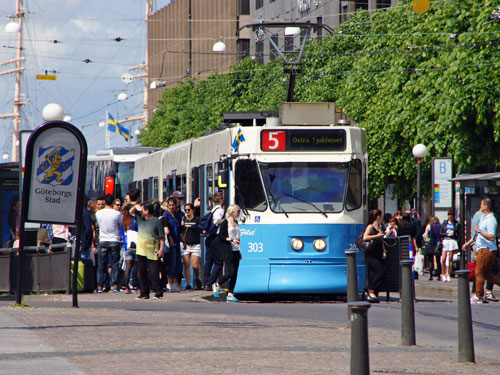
xmin=97 ymin=287 xmax=103 ymax=293
xmin=226 ymin=293 xmax=239 ymax=303
xmin=441 ymin=275 xmax=446 ymax=282
xmin=112 ymin=287 xmax=120 ymax=293
xmin=446 ymin=275 xmax=451 ymax=282
xmin=169 ymin=284 xmax=183 ymax=292
xmin=470 ymin=295 xmax=485 ymax=304
xmin=125 ymin=288 xmax=132 ymax=294
xmin=212 ymin=283 xmax=220 ymax=298
xmin=102 ymin=286 xmax=110 ymax=293
xmin=185 ymin=284 xmax=192 ymax=291
xmin=194 ymin=278 xmax=202 ymax=290
xmin=486 ymin=292 xmax=499 ymax=302
xmin=153 ymin=295 xmax=163 ymax=300
xmin=136 ymin=294 xmax=149 ymax=300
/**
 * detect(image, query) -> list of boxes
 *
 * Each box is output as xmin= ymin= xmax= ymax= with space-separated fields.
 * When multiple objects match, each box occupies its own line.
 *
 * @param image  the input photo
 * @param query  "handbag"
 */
xmin=355 ymin=233 xmax=372 ymax=253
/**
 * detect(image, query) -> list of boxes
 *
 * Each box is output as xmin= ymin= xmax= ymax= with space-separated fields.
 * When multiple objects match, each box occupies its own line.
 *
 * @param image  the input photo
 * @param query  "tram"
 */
xmin=85 ymin=147 xmax=158 ymax=201
xmin=133 ymin=102 xmax=367 ymax=296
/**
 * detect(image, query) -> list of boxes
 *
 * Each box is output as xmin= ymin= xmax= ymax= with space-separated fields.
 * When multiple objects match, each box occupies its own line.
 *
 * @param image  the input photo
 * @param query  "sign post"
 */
xmin=432 ymin=157 xmax=453 ymax=222
xmin=16 ymin=121 xmax=87 ymax=307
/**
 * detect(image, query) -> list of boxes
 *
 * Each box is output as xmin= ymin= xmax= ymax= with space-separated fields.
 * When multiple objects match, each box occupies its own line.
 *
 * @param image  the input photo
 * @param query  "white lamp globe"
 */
xmin=285 ymin=26 xmax=301 ymax=36
xmin=117 ymin=92 xmax=128 ymax=101
xmin=99 ymin=121 xmax=105 ymax=127
xmin=412 ymin=144 xmax=428 ymax=159
xmin=5 ymin=22 xmax=21 ymax=33
xmin=212 ymin=41 xmax=227 ymax=52
xmin=2 ymin=153 xmax=9 ymax=160
xmin=134 ymin=129 xmax=141 ymax=135
xmin=42 ymin=103 xmax=65 ymax=121
xmin=63 ymin=115 xmax=72 ymax=122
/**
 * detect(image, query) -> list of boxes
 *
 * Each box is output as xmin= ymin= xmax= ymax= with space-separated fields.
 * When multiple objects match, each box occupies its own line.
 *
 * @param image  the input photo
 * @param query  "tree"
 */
xmin=140 ymin=0 xmax=500 ymax=203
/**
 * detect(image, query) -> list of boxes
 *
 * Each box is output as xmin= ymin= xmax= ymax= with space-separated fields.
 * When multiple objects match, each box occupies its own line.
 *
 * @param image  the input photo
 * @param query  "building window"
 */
xmin=256 ymin=0 xmax=264 ymax=9
xmin=284 ymin=35 xmax=294 ymax=53
xmin=376 ymin=0 xmax=391 ymax=8
xmin=239 ymin=0 xmax=250 ymax=15
xmin=237 ymin=39 xmax=250 ymax=60
xmin=269 ymin=34 xmax=279 ymax=61
xmin=355 ymin=1 xmax=368 ymax=10
xmin=255 ymin=40 xmax=264 ymax=64
xmin=340 ymin=3 xmax=349 ymax=23
xmin=316 ymin=17 xmax=323 ymax=39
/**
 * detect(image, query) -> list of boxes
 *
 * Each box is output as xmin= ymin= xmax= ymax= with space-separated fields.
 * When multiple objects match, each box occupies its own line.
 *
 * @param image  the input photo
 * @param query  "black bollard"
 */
xmin=346 ymin=249 xmax=359 ymax=326
xmin=455 ymin=270 xmax=475 ymax=363
xmin=400 ymin=260 xmax=416 ymax=346
xmin=348 ymin=302 xmax=371 ymax=375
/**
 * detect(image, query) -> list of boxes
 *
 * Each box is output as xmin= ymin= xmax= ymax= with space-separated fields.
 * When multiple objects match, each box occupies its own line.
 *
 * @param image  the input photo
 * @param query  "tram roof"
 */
xmin=221 ymin=111 xmax=278 ymax=126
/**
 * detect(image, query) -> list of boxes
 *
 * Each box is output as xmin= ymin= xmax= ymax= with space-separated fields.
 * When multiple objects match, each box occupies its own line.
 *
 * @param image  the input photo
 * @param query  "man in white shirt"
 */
xmin=471 ymin=198 xmax=500 ymax=304
xmin=95 ymin=194 xmax=123 ymax=293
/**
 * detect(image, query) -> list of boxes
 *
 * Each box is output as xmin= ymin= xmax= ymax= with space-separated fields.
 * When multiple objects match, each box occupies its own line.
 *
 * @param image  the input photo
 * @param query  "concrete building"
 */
xmin=250 ymin=0 xmax=395 ymax=63
xmin=146 ymin=0 xmax=251 ymax=119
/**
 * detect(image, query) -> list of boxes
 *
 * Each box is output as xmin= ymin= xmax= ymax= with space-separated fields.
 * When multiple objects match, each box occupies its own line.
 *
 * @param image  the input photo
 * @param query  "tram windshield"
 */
xmin=259 ymin=162 xmax=348 ymax=213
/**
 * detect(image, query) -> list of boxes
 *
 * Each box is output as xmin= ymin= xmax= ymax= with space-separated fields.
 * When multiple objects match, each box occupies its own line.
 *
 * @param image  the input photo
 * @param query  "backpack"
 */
xmin=198 ymin=207 xmax=222 ymax=236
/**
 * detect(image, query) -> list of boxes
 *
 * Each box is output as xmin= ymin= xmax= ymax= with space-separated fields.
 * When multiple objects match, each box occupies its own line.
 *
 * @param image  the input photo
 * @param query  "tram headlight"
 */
xmin=313 ymin=238 xmax=327 ymax=252
xmin=290 ymin=238 xmax=304 ymax=251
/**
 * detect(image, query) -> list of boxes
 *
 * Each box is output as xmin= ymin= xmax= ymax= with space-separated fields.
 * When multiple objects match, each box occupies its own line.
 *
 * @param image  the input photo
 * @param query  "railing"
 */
xmin=0 ymin=243 xmax=71 ymax=294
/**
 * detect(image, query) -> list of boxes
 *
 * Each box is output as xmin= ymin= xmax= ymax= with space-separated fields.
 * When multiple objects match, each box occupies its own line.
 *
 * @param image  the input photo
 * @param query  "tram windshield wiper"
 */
xmin=283 ymin=193 xmax=328 ymax=218
xmin=269 ymin=190 xmax=289 ymax=218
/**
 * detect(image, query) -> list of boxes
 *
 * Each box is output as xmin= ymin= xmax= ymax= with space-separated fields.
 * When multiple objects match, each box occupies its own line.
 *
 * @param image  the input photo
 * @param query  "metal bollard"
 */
xmin=348 ymin=302 xmax=371 ymax=375
xmin=345 ymin=249 xmax=359 ymax=326
xmin=455 ymin=270 xmax=475 ymax=363
xmin=400 ymin=260 xmax=416 ymax=346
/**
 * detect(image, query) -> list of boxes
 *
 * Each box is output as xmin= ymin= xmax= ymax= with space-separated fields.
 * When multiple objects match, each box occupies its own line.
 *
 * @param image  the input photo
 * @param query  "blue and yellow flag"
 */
xmin=232 ymin=128 xmax=246 ymax=152
xmin=107 ymin=112 xmax=130 ymax=141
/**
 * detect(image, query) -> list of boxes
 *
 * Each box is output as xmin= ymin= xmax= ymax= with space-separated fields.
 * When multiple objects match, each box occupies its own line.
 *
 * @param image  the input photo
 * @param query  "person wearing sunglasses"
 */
xmin=182 ymin=203 xmax=202 ymax=290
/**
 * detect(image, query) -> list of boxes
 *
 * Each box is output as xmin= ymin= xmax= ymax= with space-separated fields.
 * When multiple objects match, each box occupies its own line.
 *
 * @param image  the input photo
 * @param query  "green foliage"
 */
xmin=140 ymin=0 xmax=500 ymax=202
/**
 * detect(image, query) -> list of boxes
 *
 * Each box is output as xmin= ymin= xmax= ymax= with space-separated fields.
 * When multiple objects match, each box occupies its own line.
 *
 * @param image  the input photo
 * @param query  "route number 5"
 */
xmin=261 ymin=130 xmax=286 ymax=151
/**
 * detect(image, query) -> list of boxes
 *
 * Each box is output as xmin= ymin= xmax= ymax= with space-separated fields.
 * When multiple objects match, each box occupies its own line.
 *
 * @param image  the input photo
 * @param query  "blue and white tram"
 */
xmin=133 ymin=103 xmax=367 ymax=296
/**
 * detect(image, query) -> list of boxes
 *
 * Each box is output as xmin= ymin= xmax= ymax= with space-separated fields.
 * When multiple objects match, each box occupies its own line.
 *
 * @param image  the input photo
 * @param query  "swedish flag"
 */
xmin=232 ymin=128 xmax=246 ymax=152
xmin=107 ymin=112 xmax=130 ymax=141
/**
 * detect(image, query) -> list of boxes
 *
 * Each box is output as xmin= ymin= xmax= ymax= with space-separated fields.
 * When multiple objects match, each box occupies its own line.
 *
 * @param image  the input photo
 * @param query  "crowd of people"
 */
xmin=30 ymin=189 xmax=242 ymax=302
xmin=361 ymin=202 xmax=500 ymax=305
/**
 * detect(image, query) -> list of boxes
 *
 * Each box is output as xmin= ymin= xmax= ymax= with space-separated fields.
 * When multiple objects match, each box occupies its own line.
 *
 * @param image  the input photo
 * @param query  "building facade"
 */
xmin=250 ymin=0 xmax=396 ymax=63
xmin=147 ymin=0 xmax=251 ymax=119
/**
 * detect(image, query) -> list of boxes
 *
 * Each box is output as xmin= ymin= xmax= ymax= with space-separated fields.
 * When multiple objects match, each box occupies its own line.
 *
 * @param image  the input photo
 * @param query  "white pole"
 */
xmin=12 ymin=0 xmax=24 ymax=162
xmin=105 ymin=111 xmax=110 ymax=149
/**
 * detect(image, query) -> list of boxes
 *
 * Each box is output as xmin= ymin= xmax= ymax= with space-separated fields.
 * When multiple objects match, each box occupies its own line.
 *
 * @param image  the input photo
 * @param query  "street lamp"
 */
xmin=412 ymin=144 xmax=428 ymax=218
xmin=42 ymin=103 xmax=65 ymax=122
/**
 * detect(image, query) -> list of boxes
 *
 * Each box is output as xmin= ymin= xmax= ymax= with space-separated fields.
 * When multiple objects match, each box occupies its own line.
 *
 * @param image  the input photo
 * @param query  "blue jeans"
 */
xmin=97 ymin=241 xmax=121 ymax=288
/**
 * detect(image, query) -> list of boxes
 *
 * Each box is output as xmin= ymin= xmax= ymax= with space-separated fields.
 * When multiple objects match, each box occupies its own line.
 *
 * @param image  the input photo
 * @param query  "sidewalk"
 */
xmin=0 ymin=280 xmax=497 ymax=375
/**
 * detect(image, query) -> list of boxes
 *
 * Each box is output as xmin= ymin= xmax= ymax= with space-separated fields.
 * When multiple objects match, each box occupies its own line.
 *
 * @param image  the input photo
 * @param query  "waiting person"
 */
xmin=161 ymin=197 xmax=184 ymax=292
xmin=121 ymin=204 xmax=138 ymax=294
xmin=113 ymin=198 xmax=122 ymax=211
xmin=422 ymin=216 xmax=441 ymax=280
xmin=470 ymin=198 xmax=500 ymax=304
xmin=440 ymin=210 xmax=460 ymax=282
xmin=384 ymin=215 xmax=398 ymax=237
xmin=130 ymin=202 xmax=165 ymax=300
xmin=362 ymin=209 xmax=386 ymax=303
xmin=203 ymin=192 xmax=225 ymax=292
xmin=95 ymin=194 xmax=123 ymax=293
xmin=182 ymin=203 xmax=202 ymax=290
xmin=80 ymin=196 xmax=94 ymax=261
xmin=216 ymin=205 xmax=242 ymax=302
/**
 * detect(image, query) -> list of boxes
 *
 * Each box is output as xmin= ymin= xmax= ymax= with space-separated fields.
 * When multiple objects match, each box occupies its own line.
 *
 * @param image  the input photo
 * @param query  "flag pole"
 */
xmin=105 ymin=111 xmax=110 ymax=149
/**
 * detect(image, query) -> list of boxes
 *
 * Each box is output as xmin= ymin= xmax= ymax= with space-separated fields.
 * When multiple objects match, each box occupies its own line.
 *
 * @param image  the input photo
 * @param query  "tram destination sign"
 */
xmin=261 ymin=129 xmax=346 ymax=151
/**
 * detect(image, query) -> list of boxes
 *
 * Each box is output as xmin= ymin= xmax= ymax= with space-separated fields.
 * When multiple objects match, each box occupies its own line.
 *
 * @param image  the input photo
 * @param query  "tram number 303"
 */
xmin=248 ymin=242 xmax=264 ymax=253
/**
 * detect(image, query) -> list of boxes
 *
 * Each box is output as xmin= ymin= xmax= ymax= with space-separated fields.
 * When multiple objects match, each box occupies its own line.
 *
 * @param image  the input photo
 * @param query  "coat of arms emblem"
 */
xmin=36 ymin=146 xmax=75 ymax=186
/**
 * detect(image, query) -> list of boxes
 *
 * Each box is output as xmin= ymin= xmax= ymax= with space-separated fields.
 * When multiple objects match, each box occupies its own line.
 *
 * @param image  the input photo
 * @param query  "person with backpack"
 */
xmin=202 ymin=192 xmax=225 ymax=293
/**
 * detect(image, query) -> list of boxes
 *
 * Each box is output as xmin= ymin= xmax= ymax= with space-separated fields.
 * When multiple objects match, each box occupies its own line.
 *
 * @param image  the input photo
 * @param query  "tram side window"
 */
xmin=346 ymin=159 xmax=362 ymax=211
xmin=234 ymin=159 xmax=267 ymax=211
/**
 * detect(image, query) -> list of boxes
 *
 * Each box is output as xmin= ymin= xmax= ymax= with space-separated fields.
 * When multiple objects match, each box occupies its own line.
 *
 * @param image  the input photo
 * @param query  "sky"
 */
xmin=0 ymin=0 xmax=172 ymax=158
